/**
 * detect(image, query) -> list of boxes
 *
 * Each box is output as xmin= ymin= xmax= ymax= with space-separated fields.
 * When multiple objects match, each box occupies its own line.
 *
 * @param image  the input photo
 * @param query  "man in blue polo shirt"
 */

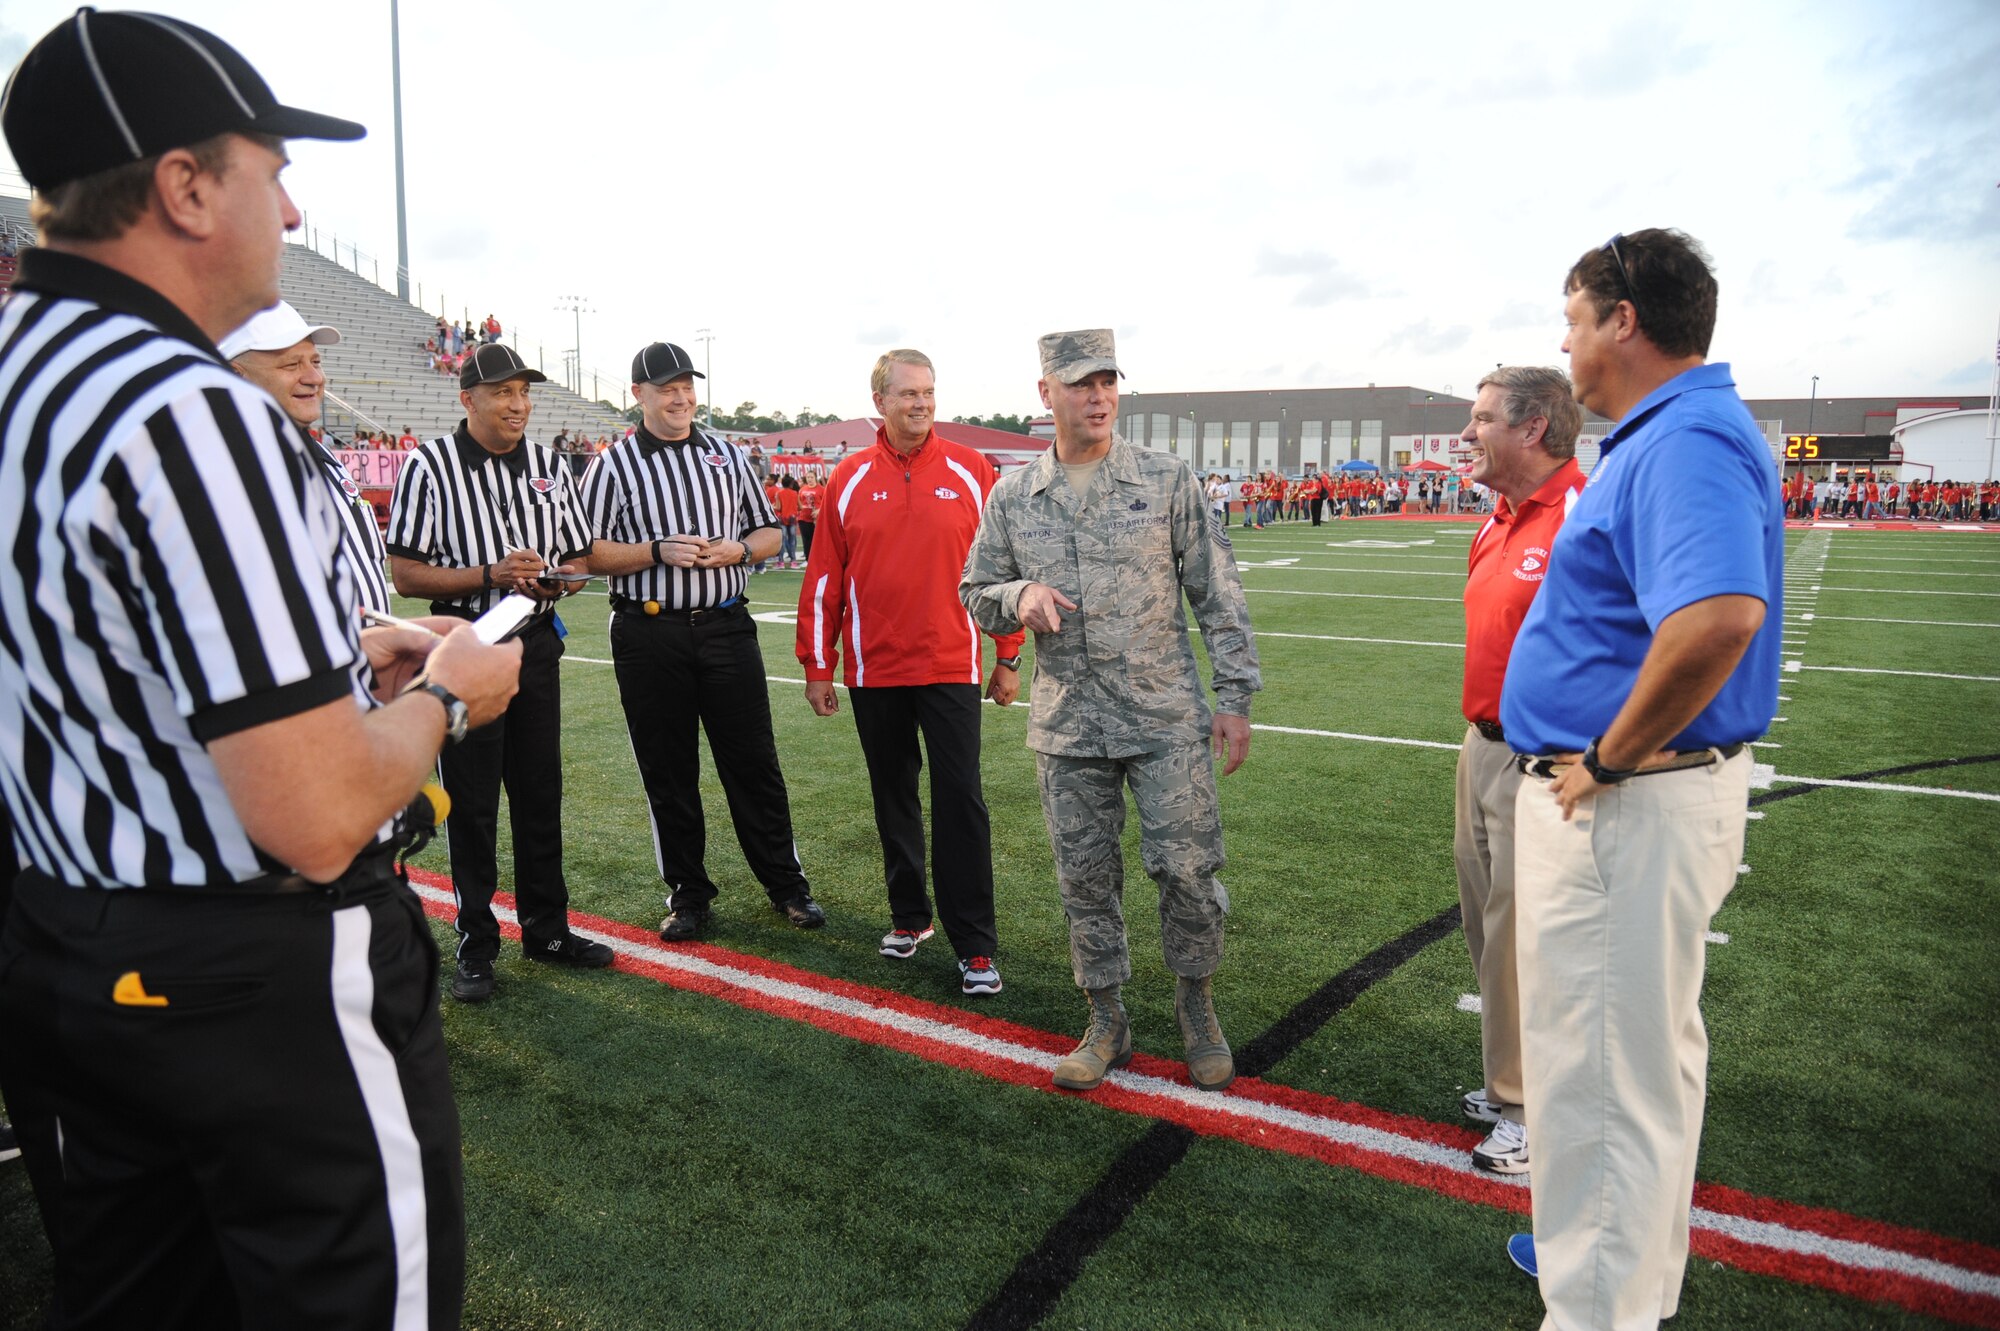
xmin=1498 ymin=228 xmax=1782 ymax=1331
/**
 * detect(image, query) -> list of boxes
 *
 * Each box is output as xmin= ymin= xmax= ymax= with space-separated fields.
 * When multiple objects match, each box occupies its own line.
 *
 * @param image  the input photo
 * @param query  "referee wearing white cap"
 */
xmin=220 ymin=300 xmax=393 ymax=617
xmin=0 ymin=10 xmax=526 ymax=1327
xmin=580 ymin=341 xmax=825 ymax=940
xmin=387 ymin=342 xmax=613 ymax=1002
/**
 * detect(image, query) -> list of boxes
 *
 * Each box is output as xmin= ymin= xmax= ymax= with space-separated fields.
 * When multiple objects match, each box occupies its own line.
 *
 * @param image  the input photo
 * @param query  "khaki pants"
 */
xmin=1454 ymin=726 xmax=1525 ymax=1124
xmin=1514 ymin=751 xmax=1750 ymax=1331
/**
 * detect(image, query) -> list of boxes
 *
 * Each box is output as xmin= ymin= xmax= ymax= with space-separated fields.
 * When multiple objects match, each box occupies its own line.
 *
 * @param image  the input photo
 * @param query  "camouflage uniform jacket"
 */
xmin=960 ymin=436 xmax=1261 ymax=757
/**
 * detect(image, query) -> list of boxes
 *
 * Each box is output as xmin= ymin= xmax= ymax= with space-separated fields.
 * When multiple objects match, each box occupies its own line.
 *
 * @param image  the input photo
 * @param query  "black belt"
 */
xmin=428 ymin=600 xmax=556 ymax=633
xmin=1473 ymin=720 xmax=1506 ymax=744
xmin=1514 ymin=742 xmax=1745 ymax=781
xmin=611 ymin=594 xmax=746 ymax=623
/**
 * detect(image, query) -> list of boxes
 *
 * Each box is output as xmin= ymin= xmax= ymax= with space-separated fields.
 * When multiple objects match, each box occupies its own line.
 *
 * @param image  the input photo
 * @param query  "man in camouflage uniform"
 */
xmin=960 ymin=329 xmax=1261 ymax=1093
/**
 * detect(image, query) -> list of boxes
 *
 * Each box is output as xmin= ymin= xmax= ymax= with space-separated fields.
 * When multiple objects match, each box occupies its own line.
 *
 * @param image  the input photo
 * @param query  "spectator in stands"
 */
xmin=398 ymin=426 xmax=418 ymax=451
xmin=484 ymin=313 xmax=501 ymax=343
xmin=775 ymin=473 xmax=802 ymax=568
xmin=552 ymin=428 xmax=569 ymax=453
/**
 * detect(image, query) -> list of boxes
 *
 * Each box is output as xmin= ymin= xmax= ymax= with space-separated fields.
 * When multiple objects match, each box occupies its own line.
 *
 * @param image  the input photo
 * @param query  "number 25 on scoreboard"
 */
xmin=1785 ymin=434 xmax=1820 ymax=460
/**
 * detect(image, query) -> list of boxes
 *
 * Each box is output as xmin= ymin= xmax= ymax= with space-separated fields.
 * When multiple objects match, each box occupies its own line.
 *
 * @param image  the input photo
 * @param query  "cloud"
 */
xmin=1344 ymin=156 xmax=1412 ymax=187
xmin=1840 ymin=5 xmax=2000 ymax=253
xmin=854 ymin=324 xmax=904 ymax=344
xmin=1253 ymin=246 xmax=1371 ymax=308
xmin=1490 ymin=300 xmax=1552 ymax=331
xmin=1923 ymin=359 xmax=1997 ymax=394
xmin=1378 ymin=320 xmax=1472 ymax=356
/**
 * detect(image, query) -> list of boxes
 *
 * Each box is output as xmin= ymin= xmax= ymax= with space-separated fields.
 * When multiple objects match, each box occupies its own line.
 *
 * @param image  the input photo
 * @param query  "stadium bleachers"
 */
xmin=0 ymin=193 xmax=630 ymax=446
xmin=277 ymin=241 xmax=631 ymax=445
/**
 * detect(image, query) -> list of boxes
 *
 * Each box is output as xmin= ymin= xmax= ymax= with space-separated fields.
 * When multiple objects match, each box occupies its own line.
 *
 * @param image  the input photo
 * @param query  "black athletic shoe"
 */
xmin=0 ymin=1121 xmax=20 ymax=1163
xmin=450 ymin=961 xmax=496 ymax=1003
xmin=773 ymin=894 xmax=826 ymax=929
xmin=660 ymin=906 xmax=711 ymax=942
xmin=525 ymin=934 xmax=614 ymax=969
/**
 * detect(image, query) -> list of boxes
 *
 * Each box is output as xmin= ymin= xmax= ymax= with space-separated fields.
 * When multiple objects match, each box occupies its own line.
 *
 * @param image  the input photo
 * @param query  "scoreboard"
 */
xmin=1783 ymin=434 xmax=1897 ymax=462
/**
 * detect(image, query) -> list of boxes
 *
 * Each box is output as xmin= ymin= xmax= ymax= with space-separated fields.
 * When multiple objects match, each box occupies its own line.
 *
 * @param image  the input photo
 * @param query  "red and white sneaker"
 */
xmin=879 ymin=925 xmax=935 ymax=959
xmin=958 ymin=956 xmax=1002 ymax=996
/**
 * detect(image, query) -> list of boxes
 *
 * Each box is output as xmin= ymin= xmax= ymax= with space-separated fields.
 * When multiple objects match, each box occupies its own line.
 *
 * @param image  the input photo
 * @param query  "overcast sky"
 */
xmin=3 ymin=0 xmax=1995 ymax=420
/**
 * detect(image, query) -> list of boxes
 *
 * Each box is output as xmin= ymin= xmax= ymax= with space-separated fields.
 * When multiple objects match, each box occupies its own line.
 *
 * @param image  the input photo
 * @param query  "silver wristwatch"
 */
xmin=422 ymin=682 xmax=470 ymax=744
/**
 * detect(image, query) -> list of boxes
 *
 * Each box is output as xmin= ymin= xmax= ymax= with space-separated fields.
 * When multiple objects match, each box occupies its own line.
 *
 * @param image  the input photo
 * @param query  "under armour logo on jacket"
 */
xmin=872 ymin=491 xmax=888 ymax=501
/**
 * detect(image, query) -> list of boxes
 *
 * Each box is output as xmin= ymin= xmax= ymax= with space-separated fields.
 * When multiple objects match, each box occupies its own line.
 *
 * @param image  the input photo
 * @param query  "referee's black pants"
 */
xmin=848 ymin=683 xmax=998 ymax=960
xmin=439 ymin=616 xmax=571 ymax=965
xmin=0 ymin=868 xmax=465 ymax=1330
xmin=611 ymin=604 xmax=810 ymax=910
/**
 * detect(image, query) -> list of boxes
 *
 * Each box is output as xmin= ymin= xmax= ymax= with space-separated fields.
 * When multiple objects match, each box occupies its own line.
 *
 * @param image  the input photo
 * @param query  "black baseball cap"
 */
xmin=2 ymin=8 xmax=366 ymax=192
xmin=632 ymin=342 xmax=705 ymax=386
xmin=460 ymin=343 xmax=548 ymax=390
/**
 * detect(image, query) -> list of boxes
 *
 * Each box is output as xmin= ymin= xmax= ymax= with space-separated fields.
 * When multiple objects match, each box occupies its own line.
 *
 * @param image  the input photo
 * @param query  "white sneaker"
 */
xmin=1461 ymin=1088 xmax=1502 ymax=1124
xmin=1473 ymin=1117 xmax=1529 ymax=1175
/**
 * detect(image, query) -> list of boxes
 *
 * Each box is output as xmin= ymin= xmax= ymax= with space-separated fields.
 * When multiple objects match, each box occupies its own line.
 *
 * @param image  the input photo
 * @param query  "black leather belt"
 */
xmin=611 ymin=595 xmax=745 ymax=623
xmin=1514 ymin=742 xmax=1745 ymax=781
xmin=1474 ymin=720 xmax=1506 ymax=744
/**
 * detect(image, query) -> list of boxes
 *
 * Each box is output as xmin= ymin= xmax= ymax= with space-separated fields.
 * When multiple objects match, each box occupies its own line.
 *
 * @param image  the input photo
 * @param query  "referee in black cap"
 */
xmin=580 ymin=342 xmax=825 ymax=940
xmin=386 ymin=343 xmax=612 ymax=1002
xmin=0 ymin=10 xmax=527 ymax=1327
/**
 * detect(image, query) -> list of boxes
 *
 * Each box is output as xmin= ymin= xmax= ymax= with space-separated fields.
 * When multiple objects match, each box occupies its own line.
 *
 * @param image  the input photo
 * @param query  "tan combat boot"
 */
xmin=1051 ymin=986 xmax=1132 ymax=1091
xmin=1176 ymin=975 xmax=1234 ymax=1091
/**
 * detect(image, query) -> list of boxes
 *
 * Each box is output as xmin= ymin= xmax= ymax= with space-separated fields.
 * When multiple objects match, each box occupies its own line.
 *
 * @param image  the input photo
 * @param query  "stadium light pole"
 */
xmin=1807 ymin=375 xmax=1818 ymax=437
xmin=389 ymin=0 xmax=410 ymax=302
xmin=695 ymin=329 xmax=715 ymax=426
xmin=556 ymin=296 xmax=591 ymax=396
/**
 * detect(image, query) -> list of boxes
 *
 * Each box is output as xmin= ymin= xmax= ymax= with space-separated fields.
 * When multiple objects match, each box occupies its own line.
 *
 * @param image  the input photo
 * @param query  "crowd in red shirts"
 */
xmin=1214 ymin=469 xmax=1491 ymax=527
xmin=1780 ymin=473 xmax=1998 ymax=522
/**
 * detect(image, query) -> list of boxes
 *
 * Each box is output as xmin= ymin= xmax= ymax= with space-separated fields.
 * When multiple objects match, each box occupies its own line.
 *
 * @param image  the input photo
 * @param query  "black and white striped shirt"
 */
xmin=579 ymin=424 xmax=777 ymax=609
xmin=384 ymin=425 xmax=591 ymax=614
xmin=316 ymin=433 xmax=391 ymax=615
xmin=0 ymin=251 xmax=372 ymax=889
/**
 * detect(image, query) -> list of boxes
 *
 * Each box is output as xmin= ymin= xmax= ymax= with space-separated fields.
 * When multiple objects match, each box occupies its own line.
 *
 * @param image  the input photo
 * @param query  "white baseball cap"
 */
xmin=218 ymin=301 xmax=341 ymax=361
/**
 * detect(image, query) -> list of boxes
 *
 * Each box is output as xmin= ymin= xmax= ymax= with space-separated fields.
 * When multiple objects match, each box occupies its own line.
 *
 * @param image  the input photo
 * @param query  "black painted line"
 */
xmin=1749 ymin=752 xmax=2000 ymax=808
xmin=962 ymin=903 xmax=1463 ymax=1331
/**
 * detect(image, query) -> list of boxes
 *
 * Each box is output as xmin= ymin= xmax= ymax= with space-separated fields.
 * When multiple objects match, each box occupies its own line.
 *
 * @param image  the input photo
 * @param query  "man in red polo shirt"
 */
xmin=797 ymin=350 xmax=1025 ymax=995
xmin=1455 ymin=364 xmax=1586 ymax=1176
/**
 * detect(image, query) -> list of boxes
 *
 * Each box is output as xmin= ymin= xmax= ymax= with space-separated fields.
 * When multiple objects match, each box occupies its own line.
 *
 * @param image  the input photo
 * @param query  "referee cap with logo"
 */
xmin=632 ymin=342 xmax=706 ymax=386
xmin=2 ymin=7 xmax=366 ymax=192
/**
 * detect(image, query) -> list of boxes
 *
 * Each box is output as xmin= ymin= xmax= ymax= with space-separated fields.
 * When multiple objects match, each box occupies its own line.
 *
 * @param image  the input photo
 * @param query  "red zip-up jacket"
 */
xmin=796 ymin=427 xmax=1024 ymax=686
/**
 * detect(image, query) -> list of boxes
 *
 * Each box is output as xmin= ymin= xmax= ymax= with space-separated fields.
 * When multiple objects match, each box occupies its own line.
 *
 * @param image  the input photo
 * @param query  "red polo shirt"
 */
xmin=1462 ymin=458 xmax=1586 ymax=728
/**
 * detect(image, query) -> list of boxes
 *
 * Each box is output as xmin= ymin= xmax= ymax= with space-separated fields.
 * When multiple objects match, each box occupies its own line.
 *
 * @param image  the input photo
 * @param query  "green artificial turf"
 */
xmin=4 ymin=523 xmax=1997 ymax=1329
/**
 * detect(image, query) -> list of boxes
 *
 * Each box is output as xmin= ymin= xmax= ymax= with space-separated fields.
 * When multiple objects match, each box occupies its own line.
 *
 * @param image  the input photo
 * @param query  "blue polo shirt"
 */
xmin=1501 ymin=363 xmax=1782 ymax=755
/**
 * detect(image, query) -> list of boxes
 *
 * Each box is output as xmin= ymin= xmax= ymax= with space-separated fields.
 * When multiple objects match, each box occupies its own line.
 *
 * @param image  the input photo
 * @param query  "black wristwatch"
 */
xmin=995 ymin=656 xmax=1022 ymax=672
xmin=422 ymin=682 xmax=470 ymax=745
xmin=1580 ymin=736 xmax=1638 ymax=785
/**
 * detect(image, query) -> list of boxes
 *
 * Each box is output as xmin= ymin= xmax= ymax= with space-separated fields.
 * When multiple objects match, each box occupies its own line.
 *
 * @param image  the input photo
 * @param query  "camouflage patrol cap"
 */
xmin=1038 ymin=329 xmax=1125 ymax=385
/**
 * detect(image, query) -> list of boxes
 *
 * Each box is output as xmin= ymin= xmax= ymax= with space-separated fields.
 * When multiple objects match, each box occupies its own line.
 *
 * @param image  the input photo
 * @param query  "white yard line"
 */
xmin=1798 ymin=664 xmax=2000 ymax=683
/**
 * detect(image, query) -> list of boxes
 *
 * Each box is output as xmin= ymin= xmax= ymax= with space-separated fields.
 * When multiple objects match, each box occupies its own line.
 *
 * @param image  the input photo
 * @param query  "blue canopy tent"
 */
xmin=1337 ymin=458 xmax=1380 ymax=472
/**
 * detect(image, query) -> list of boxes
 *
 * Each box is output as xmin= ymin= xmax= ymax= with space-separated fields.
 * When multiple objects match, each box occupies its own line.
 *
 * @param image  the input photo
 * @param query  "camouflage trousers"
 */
xmin=1034 ymin=742 xmax=1230 ymax=991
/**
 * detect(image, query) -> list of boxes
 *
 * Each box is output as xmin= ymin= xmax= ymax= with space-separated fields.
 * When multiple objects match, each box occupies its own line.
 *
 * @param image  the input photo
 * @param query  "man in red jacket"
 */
xmin=797 ymin=350 xmax=1026 ymax=995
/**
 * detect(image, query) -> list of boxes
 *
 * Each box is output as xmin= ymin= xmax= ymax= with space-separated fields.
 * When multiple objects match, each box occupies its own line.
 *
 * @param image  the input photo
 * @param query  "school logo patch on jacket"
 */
xmin=934 ymin=487 xmax=961 ymax=500
xmin=530 ymin=477 xmax=557 ymax=494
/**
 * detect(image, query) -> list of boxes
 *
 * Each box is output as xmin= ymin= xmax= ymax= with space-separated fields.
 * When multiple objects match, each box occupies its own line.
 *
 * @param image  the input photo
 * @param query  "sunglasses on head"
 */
xmin=1603 ymin=234 xmax=1643 ymax=324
